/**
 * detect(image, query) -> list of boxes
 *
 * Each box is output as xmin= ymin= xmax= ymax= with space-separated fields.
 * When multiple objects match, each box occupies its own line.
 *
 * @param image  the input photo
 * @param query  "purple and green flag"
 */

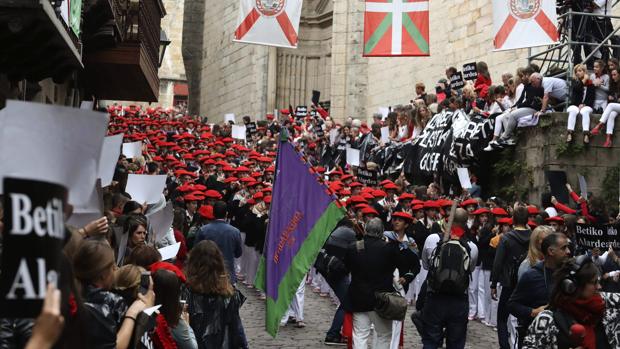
xmin=255 ymin=141 xmax=346 ymax=337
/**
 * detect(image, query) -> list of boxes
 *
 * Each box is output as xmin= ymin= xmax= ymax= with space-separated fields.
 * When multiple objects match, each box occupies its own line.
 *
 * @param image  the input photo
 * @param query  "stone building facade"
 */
xmin=157 ymin=0 xmax=188 ymax=108
xmin=183 ymin=0 xmax=616 ymax=122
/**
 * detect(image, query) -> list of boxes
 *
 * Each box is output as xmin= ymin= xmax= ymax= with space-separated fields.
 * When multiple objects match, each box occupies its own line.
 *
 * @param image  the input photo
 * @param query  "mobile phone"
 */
xmin=139 ymin=272 xmax=150 ymax=295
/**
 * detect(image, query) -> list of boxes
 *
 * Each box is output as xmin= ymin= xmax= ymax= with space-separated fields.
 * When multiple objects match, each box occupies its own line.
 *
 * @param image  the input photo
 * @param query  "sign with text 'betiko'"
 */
xmin=575 ymin=223 xmax=620 ymax=250
xmin=0 ymin=178 xmax=67 ymax=318
xmin=462 ymin=62 xmax=478 ymax=81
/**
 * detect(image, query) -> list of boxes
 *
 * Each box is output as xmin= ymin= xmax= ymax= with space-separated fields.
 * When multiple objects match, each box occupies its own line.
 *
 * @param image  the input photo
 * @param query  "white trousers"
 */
xmin=413 ymin=267 xmax=428 ymax=301
xmin=501 ymin=108 xmax=536 ymax=139
xmin=237 ymin=232 xmax=246 ymax=277
xmin=494 ymin=111 xmax=508 ymax=137
xmin=281 ymin=275 xmax=306 ymax=324
xmin=600 ymin=103 xmax=620 ymax=135
xmin=567 ymin=105 xmax=593 ymax=131
xmin=353 ymin=311 xmax=393 ymax=349
xmin=468 ymin=265 xmax=481 ymax=318
xmin=245 ymin=248 xmax=260 ymax=286
xmin=486 ymin=284 xmax=501 ymax=327
xmin=478 ymin=269 xmax=492 ymax=321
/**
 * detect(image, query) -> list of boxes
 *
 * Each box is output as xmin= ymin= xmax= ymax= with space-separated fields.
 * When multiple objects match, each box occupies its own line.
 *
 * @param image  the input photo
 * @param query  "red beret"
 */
xmin=392 ymin=211 xmax=414 ymax=221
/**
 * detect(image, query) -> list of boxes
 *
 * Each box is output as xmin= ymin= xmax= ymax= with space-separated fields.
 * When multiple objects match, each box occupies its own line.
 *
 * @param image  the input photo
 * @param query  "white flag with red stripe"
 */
xmin=493 ymin=0 xmax=559 ymax=51
xmin=234 ymin=0 xmax=303 ymax=48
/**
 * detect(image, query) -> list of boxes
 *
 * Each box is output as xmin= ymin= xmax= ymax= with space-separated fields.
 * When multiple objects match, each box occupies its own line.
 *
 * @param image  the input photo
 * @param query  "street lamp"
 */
xmin=159 ymin=29 xmax=171 ymax=68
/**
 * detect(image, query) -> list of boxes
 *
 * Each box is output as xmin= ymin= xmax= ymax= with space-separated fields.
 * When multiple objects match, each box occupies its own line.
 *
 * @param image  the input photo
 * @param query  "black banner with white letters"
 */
xmin=0 ymin=178 xmax=67 ymax=317
xmin=463 ymin=62 xmax=478 ymax=81
xmin=575 ymin=223 xmax=620 ymax=250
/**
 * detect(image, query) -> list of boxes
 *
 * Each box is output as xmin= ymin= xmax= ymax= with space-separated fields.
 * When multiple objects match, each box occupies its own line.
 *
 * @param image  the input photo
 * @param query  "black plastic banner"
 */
xmin=0 ymin=178 xmax=67 ymax=317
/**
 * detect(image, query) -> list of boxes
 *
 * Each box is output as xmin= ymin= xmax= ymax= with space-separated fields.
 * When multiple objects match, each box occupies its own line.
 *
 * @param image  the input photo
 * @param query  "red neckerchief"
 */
xmin=557 ymin=293 xmax=605 ymax=349
xmin=153 ymin=314 xmax=178 ymax=349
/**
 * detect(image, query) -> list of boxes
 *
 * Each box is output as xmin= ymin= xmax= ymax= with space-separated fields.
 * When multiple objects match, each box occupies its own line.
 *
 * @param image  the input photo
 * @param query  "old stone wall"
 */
xmin=195 ymin=1 xmax=269 ymax=122
xmin=509 ymin=113 xmax=619 ymax=208
xmin=182 ymin=0 xmax=205 ymax=115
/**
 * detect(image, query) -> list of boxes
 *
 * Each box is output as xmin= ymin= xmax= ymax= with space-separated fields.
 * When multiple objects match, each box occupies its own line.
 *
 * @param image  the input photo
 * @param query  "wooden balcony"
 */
xmin=0 ymin=0 xmax=82 ymax=82
xmin=84 ymin=0 xmax=165 ymax=102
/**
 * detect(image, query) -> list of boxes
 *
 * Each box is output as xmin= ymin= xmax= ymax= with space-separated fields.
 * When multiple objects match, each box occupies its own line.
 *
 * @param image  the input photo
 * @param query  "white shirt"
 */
xmin=542 ymin=77 xmax=568 ymax=101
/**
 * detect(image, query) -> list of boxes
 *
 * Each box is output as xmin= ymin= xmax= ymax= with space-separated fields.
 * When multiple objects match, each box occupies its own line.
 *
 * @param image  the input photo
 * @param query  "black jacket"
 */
xmin=507 ymin=261 xmax=554 ymax=325
xmin=344 ymin=236 xmax=402 ymax=312
xmin=477 ymin=226 xmax=496 ymax=270
xmin=490 ymin=228 xmax=531 ymax=289
xmin=570 ymin=78 xmax=595 ymax=107
xmin=515 ymin=83 xmax=544 ymax=111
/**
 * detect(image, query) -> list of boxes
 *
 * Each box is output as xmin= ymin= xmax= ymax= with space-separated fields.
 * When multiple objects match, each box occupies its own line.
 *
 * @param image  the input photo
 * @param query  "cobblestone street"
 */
xmin=239 ymin=283 xmax=499 ymax=348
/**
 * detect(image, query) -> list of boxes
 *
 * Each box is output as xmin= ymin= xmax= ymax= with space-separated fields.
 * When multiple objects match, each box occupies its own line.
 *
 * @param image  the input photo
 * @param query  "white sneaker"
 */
xmin=484 ymin=140 xmax=499 ymax=151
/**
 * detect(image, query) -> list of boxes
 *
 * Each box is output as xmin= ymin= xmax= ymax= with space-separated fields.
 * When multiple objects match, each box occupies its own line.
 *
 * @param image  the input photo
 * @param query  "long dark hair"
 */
xmin=185 ymin=240 xmax=233 ymax=297
xmin=153 ymin=269 xmax=183 ymax=327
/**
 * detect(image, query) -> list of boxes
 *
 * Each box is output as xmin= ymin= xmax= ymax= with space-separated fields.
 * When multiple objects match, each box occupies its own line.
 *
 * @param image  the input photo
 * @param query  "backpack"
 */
xmin=314 ymin=249 xmax=347 ymax=280
xmin=427 ymin=239 xmax=471 ymax=295
xmin=505 ymin=235 xmax=529 ymax=289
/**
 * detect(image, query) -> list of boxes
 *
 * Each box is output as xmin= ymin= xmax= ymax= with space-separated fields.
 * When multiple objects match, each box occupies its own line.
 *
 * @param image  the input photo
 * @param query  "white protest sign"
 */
xmin=99 ymin=134 xmax=123 ymax=187
xmin=381 ymin=127 xmax=390 ymax=144
xmin=149 ymin=202 xmax=174 ymax=243
xmin=329 ymin=129 xmax=339 ymax=146
xmin=457 ymin=168 xmax=472 ymax=189
xmin=158 ymin=242 xmax=181 ymax=261
xmin=122 ymin=141 xmax=142 ymax=159
xmin=125 ymin=174 xmax=167 ymax=204
xmin=578 ymin=174 xmax=588 ymax=200
xmin=0 ymin=100 xmax=108 ymax=207
xmin=346 ymin=147 xmax=360 ymax=167
xmin=143 ymin=305 xmax=162 ymax=316
xmin=231 ymin=125 xmax=247 ymax=140
xmin=67 ymin=180 xmax=104 ymax=228
xmin=225 ymin=113 xmax=236 ymax=123
xmin=379 ymin=107 xmax=390 ymax=120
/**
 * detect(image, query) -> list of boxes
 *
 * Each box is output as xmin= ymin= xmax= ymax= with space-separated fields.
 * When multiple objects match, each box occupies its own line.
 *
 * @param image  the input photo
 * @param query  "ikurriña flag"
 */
xmin=363 ymin=0 xmax=430 ymax=57
xmin=255 ymin=141 xmax=346 ymax=337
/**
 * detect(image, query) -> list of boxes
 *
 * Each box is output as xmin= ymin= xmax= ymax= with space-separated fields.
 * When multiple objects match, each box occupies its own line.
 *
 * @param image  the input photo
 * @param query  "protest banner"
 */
xmin=0 ymin=100 xmax=108 ymax=207
xmin=357 ymin=168 xmax=379 ymax=187
xmin=232 ymin=125 xmax=247 ymax=140
xmin=450 ymin=71 xmax=465 ymax=90
xmin=125 ymin=174 xmax=167 ymax=204
xmin=575 ymin=223 xmax=620 ymax=250
xmin=463 ymin=62 xmax=478 ymax=80
xmin=122 ymin=141 xmax=142 ymax=159
xmin=0 ymin=178 xmax=67 ymax=317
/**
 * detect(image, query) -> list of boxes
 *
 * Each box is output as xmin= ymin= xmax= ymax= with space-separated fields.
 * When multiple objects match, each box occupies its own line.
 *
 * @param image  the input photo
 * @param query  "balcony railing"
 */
xmin=84 ymin=0 xmax=165 ymax=102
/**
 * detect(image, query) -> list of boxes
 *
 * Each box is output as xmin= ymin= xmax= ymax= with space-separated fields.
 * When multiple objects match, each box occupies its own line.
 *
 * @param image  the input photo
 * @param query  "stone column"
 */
xmin=267 ymin=47 xmax=278 ymax=113
xmin=330 ymin=0 xmax=368 ymax=122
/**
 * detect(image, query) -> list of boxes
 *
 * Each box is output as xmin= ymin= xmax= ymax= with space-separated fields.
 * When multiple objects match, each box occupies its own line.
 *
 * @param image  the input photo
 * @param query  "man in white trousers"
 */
xmin=280 ymin=275 xmax=306 ymax=328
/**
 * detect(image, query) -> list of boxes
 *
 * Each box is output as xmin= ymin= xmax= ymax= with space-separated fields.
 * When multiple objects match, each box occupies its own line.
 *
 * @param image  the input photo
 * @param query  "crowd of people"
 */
xmin=0 ymin=55 xmax=620 ymax=349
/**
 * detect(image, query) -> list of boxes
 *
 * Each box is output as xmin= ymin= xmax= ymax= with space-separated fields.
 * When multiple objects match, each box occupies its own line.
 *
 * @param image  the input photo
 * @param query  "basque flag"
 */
xmin=255 ymin=139 xmax=345 ymax=337
xmin=363 ymin=0 xmax=430 ymax=57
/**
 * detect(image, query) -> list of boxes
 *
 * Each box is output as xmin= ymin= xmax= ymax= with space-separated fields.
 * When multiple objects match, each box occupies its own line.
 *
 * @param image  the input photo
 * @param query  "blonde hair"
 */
xmin=527 ymin=226 xmax=553 ymax=267
xmin=574 ymin=64 xmax=589 ymax=83
xmin=114 ymin=264 xmax=146 ymax=292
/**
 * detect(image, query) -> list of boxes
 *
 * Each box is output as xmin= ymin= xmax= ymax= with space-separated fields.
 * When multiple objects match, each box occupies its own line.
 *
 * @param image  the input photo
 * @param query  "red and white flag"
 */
xmin=493 ymin=0 xmax=558 ymax=51
xmin=234 ymin=0 xmax=303 ymax=48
